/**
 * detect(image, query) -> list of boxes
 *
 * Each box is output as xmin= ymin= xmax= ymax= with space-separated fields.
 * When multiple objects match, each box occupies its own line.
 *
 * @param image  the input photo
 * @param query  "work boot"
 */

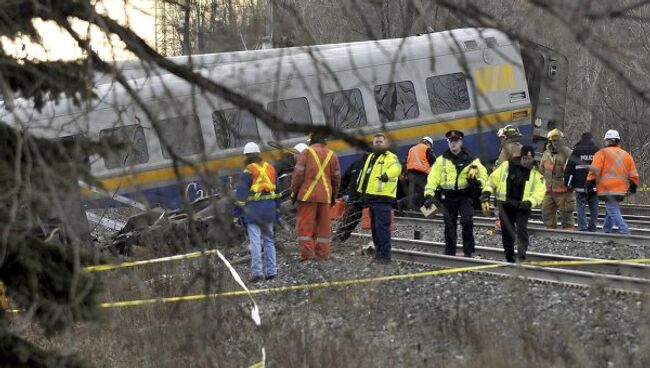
xmin=265 ymin=275 xmax=276 ymax=281
xmin=249 ymin=275 xmax=263 ymax=283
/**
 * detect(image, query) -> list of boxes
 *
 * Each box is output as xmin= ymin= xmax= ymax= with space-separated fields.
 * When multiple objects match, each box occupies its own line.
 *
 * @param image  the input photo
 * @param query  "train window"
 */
xmin=426 ymin=73 xmax=470 ymax=115
xmin=99 ymin=125 xmax=149 ymax=169
xmin=158 ymin=115 xmax=203 ymax=158
xmin=268 ymin=97 xmax=312 ymax=141
xmin=322 ymin=88 xmax=368 ymax=129
xmin=374 ymin=81 xmax=419 ymax=123
xmin=212 ymin=108 xmax=260 ymax=149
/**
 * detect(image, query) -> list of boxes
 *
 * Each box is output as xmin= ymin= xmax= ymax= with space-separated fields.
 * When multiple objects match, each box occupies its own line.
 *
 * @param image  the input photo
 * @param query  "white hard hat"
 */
xmin=604 ymin=129 xmax=620 ymax=140
xmin=243 ymin=142 xmax=261 ymax=154
xmin=422 ymin=136 xmax=433 ymax=145
xmin=293 ymin=143 xmax=308 ymax=153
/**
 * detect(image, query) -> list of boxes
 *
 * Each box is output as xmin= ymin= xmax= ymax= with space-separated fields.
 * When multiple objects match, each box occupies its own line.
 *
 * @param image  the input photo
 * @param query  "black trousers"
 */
xmin=398 ymin=171 xmax=428 ymax=210
xmin=441 ymin=196 xmax=475 ymax=256
xmin=333 ymin=200 xmax=363 ymax=242
xmin=499 ymin=202 xmax=530 ymax=262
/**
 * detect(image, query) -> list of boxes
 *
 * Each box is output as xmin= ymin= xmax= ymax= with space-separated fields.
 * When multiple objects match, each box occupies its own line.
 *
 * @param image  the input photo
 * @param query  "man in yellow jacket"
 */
xmin=357 ymin=133 xmax=401 ymax=262
xmin=423 ymin=130 xmax=487 ymax=257
xmin=480 ymin=145 xmax=546 ymax=262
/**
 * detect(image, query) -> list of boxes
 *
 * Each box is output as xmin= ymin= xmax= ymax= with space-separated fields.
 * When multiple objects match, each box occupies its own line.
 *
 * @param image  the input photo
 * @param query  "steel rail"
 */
xmin=352 ymin=234 xmax=650 ymax=279
xmin=393 ymin=216 xmax=650 ymax=246
xmin=436 ymin=214 xmax=650 ymax=236
xmin=389 ymin=248 xmax=650 ymax=294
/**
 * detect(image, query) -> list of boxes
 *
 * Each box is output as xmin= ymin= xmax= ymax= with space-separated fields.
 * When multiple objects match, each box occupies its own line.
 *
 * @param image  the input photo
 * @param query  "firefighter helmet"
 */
xmin=547 ymin=128 xmax=564 ymax=141
xmin=503 ymin=125 xmax=522 ymax=138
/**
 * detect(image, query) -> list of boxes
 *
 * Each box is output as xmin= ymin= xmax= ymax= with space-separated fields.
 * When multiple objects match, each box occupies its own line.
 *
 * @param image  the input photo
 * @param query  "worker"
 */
xmin=275 ymin=142 xmax=308 ymax=199
xmin=564 ymin=132 xmax=600 ymax=231
xmin=233 ymin=142 xmax=280 ymax=282
xmin=276 ymin=142 xmax=308 ymax=176
xmin=291 ymin=133 xmax=341 ymax=261
xmin=480 ymin=145 xmax=546 ymax=262
xmin=587 ymin=129 xmax=640 ymax=234
xmin=399 ymin=136 xmax=436 ymax=210
xmin=496 ymin=125 xmax=522 ymax=166
xmin=356 ymin=133 xmax=401 ymax=263
xmin=332 ymin=152 xmax=369 ymax=242
xmin=423 ymin=130 xmax=487 ymax=257
xmin=494 ymin=125 xmax=523 ymax=232
xmin=539 ymin=128 xmax=575 ymax=229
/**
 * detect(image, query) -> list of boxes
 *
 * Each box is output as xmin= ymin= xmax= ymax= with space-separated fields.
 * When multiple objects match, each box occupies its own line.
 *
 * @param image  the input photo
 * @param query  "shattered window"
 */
xmin=268 ymin=97 xmax=312 ymax=141
xmin=99 ymin=125 xmax=149 ymax=169
xmin=426 ymin=73 xmax=470 ymax=115
xmin=374 ymin=81 xmax=419 ymax=123
xmin=212 ymin=108 xmax=260 ymax=149
xmin=157 ymin=115 xmax=204 ymax=158
xmin=322 ymin=88 xmax=368 ymax=129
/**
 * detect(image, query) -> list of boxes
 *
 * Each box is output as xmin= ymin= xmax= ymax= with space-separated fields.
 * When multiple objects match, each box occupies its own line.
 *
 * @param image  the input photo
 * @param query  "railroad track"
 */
xmin=393 ymin=216 xmax=650 ymax=246
xmin=351 ymin=235 xmax=650 ymax=294
xmin=352 ymin=234 xmax=650 ymax=278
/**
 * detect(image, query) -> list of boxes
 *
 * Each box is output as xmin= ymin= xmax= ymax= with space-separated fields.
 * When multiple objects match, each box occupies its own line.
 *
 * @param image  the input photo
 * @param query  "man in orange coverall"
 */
xmin=291 ymin=133 xmax=341 ymax=261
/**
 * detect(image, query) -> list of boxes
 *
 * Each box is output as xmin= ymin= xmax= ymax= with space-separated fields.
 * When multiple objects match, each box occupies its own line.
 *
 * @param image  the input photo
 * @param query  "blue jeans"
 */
xmin=247 ymin=222 xmax=277 ymax=277
xmin=575 ymin=192 xmax=598 ymax=231
xmin=603 ymin=198 xmax=629 ymax=234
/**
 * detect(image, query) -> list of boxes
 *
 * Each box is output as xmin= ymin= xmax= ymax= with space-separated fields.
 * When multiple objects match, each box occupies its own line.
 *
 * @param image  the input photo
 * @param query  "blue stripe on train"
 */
xmin=85 ymin=124 xmax=532 ymax=210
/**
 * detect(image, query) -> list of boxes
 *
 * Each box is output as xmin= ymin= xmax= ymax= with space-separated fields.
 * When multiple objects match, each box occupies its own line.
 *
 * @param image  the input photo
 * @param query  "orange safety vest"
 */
xmin=246 ymin=161 xmax=277 ymax=194
xmin=587 ymin=145 xmax=640 ymax=196
xmin=406 ymin=143 xmax=432 ymax=174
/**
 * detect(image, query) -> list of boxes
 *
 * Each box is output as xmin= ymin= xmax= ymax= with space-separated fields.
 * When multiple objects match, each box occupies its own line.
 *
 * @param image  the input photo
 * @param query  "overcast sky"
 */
xmin=2 ymin=0 xmax=155 ymax=61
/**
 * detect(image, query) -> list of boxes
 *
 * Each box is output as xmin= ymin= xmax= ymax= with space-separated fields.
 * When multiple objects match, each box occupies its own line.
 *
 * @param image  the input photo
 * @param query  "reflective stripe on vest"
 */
xmin=602 ymin=149 xmax=627 ymax=180
xmin=301 ymin=147 xmax=334 ymax=202
xmin=406 ymin=143 xmax=431 ymax=174
xmin=249 ymin=162 xmax=276 ymax=193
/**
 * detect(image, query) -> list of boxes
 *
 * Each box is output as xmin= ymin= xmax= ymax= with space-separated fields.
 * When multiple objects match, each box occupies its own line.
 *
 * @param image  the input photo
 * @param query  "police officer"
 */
xmin=587 ymin=129 xmax=640 ymax=234
xmin=357 ymin=133 xmax=401 ymax=262
xmin=423 ymin=130 xmax=487 ymax=257
xmin=565 ymin=132 xmax=600 ymax=231
xmin=233 ymin=142 xmax=280 ymax=282
xmin=480 ymin=145 xmax=546 ymax=262
xmin=399 ymin=136 xmax=436 ymax=210
xmin=539 ymin=128 xmax=575 ymax=229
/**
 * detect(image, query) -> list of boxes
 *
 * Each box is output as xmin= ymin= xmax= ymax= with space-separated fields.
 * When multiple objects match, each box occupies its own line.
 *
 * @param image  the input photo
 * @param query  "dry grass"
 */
xmin=8 ymin=248 xmax=650 ymax=367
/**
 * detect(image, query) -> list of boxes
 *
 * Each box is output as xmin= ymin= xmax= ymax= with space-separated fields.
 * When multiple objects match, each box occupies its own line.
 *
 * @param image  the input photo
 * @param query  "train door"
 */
xmin=521 ymin=44 xmax=568 ymax=152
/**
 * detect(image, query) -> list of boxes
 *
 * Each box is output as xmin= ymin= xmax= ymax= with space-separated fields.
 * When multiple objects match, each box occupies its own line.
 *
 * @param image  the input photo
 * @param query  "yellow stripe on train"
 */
xmin=92 ymin=109 xmax=526 ymax=192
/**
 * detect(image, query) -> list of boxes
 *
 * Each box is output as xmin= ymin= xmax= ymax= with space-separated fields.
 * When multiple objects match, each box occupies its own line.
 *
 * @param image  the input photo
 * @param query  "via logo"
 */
xmin=185 ymin=182 xmax=206 ymax=202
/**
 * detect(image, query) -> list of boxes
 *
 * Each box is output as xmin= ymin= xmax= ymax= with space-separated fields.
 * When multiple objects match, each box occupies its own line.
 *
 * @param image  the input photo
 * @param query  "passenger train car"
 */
xmin=1 ymin=28 xmax=568 ymax=209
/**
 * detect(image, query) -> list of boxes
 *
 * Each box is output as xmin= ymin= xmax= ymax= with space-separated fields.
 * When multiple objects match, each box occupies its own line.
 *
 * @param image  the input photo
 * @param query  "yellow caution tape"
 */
xmin=84 ymin=249 xmax=220 ymax=272
xmin=98 ymin=264 xmax=503 ymax=309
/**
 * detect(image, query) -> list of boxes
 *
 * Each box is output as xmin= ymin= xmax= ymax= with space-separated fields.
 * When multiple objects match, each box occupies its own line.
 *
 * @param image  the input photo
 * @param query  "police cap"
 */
xmin=445 ymin=130 xmax=464 ymax=141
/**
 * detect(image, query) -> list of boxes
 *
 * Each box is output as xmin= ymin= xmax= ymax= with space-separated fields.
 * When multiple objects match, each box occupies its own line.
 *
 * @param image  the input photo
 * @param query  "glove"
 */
xmin=479 ymin=191 xmax=491 ymax=203
xmin=586 ymin=180 xmax=596 ymax=195
xmin=423 ymin=195 xmax=435 ymax=209
xmin=519 ymin=200 xmax=531 ymax=211
xmin=629 ymin=182 xmax=638 ymax=194
xmin=233 ymin=217 xmax=243 ymax=228
xmin=378 ymin=173 xmax=389 ymax=182
xmin=291 ymin=192 xmax=297 ymax=205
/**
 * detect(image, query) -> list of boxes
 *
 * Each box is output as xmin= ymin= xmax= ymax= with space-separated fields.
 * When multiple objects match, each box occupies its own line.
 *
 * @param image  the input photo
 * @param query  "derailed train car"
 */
xmin=1 ymin=28 xmax=567 ymax=210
